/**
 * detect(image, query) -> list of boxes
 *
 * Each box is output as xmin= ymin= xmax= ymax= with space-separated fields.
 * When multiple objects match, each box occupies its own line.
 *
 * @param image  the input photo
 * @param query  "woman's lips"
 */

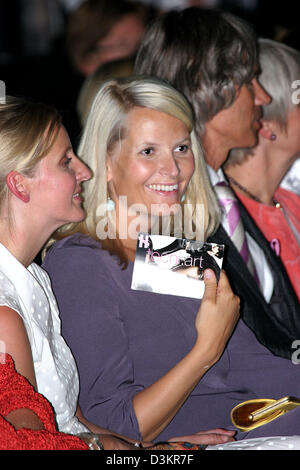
xmin=146 ymin=183 xmax=179 ymax=195
xmin=72 ymin=191 xmax=82 ymax=201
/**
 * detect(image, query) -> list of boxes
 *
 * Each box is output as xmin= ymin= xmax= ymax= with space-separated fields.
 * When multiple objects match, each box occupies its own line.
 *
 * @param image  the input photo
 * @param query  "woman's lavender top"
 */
xmin=43 ymin=233 xmax=300 ymax=441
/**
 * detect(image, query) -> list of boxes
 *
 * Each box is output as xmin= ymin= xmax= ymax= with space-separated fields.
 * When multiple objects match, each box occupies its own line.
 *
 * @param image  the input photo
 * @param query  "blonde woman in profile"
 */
xmin=0 ymin=96 xmax=177 ymax=450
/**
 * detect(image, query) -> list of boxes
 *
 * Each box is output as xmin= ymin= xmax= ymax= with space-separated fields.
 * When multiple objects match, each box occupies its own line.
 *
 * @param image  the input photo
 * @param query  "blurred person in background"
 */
xmin=66 ymin=0 xmax=157 ymax=77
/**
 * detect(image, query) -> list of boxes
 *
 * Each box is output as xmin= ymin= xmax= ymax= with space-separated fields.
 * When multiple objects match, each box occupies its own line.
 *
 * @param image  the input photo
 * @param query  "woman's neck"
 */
xmin=0 ymin=218 xmax=50 ymax=267
xmin=114 ymin=208 xmax=151 ymax=262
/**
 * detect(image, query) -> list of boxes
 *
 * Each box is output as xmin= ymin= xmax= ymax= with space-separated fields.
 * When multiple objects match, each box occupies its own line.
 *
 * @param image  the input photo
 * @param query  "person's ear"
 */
xmin=106 ymin=157 xmax=113 ymax=183
xmin=6 ymin=171 xmax=30 ymax=203
xmin=258 ymin=120 xmax=277 ymax=141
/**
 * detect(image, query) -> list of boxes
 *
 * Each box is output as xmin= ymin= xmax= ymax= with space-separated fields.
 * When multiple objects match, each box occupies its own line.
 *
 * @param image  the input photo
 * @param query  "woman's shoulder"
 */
xmin=42 ymin=233 xmax=116 ymax=276
xmin=44 ymin=233 xmax=102 ymax=261
xmin=52 ymin=232 xmax=100 ymax=250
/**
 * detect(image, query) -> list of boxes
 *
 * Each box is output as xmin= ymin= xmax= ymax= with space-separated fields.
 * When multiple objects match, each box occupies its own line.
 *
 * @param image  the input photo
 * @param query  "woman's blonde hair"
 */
xmin=53 ymin=76 xmax=220 ymax=259
xmin=0 ymin=96 xmax=61 ymax=218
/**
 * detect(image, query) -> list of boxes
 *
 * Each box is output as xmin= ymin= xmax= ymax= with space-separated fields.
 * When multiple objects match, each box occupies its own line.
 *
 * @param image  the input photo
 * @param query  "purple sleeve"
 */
xmin=43 ymin=239 xmax=143 ymax=439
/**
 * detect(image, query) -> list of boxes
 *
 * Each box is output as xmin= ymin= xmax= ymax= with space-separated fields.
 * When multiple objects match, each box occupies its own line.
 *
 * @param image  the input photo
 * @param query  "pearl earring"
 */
xmin=270 ymin=134 xmax=277 ymax=141
xmin=107 ymin=197 xmax=115 ymax=211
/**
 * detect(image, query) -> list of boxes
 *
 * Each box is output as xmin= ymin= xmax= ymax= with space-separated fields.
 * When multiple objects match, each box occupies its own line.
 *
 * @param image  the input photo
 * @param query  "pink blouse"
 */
xmin=236 ymin=187 xmax=300 ymax=301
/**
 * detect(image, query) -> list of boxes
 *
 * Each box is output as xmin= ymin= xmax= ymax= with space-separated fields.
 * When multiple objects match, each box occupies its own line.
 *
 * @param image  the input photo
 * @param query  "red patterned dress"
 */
xmin=0 ymin=354 xmax=88 ymax=450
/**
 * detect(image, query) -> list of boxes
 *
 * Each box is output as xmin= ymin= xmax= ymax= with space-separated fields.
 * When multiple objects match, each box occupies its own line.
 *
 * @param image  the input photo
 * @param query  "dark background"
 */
xmin=1 ymin=0 xmax=299 ymax=150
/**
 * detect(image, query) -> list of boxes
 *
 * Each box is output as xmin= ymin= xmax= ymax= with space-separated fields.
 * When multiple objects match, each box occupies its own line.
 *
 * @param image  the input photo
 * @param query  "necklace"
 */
xmin=226 ymin=175 xmax=282 ymax=208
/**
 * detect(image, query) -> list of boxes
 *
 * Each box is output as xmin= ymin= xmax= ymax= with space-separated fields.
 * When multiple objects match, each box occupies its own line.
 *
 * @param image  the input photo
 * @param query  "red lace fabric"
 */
xmin=236 ymin=187 xmax=300 ymax=301
xmin=0 ymin=353 xmax=88 ymax=450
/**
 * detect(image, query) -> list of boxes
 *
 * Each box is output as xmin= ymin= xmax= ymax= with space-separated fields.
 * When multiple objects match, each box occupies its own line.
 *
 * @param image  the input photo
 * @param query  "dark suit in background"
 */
xmin=209 ymin=200 xmax=300 ymax=360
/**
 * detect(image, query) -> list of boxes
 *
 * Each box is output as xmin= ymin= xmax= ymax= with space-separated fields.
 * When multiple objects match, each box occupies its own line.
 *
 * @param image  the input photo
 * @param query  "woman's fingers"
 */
xmin=168 ymin=429 xmax=235 ymax=445
xmin=196 ymin=428 xmax=236 ymax=436
xmin=194 ymin=269 xmax=240 ymax=365
xmin=202 ymin=269 xmax=217 ymax=302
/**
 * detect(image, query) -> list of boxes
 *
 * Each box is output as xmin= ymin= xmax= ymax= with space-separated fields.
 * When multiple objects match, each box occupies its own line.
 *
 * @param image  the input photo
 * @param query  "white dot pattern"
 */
xmin=0 ymin=243 xmax=87 ymax=435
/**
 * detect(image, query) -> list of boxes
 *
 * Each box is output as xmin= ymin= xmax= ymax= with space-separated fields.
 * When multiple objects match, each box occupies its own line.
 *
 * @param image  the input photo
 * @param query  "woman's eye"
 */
xmin=141 ymin=148 xmax=154 ymax=157
xmin=63 ymin=156 xmax=72 ymax=167
xmin=175 ymin=144 xmax=189 ymax=153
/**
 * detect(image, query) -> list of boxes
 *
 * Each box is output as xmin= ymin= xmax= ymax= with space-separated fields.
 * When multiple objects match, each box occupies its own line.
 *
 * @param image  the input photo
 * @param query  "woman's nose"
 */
xmin=159 ymin=153 xmax=180 ymax=177
xmin=75 ymin=158 xmax=92 ymax=182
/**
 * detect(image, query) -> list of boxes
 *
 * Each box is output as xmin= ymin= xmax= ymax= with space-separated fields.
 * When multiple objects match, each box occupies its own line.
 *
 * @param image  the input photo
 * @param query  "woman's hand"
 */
xmin=144 ymin=429 xmax=235 ymax=450
xmin=194 ymin=269 xmax=240 ymax=367
xmin=132 ymin=269 xmax=239 ymax=442
xmin=92 ymin=434 xmax=142 ymax=450
xmin=168 ymin=428 xmax=236 ymax=446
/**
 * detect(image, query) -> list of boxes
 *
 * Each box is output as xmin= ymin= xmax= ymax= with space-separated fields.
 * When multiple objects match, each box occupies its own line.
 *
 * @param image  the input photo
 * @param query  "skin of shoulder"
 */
xmin=0 ymin=305 xmax=37 ymax=388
